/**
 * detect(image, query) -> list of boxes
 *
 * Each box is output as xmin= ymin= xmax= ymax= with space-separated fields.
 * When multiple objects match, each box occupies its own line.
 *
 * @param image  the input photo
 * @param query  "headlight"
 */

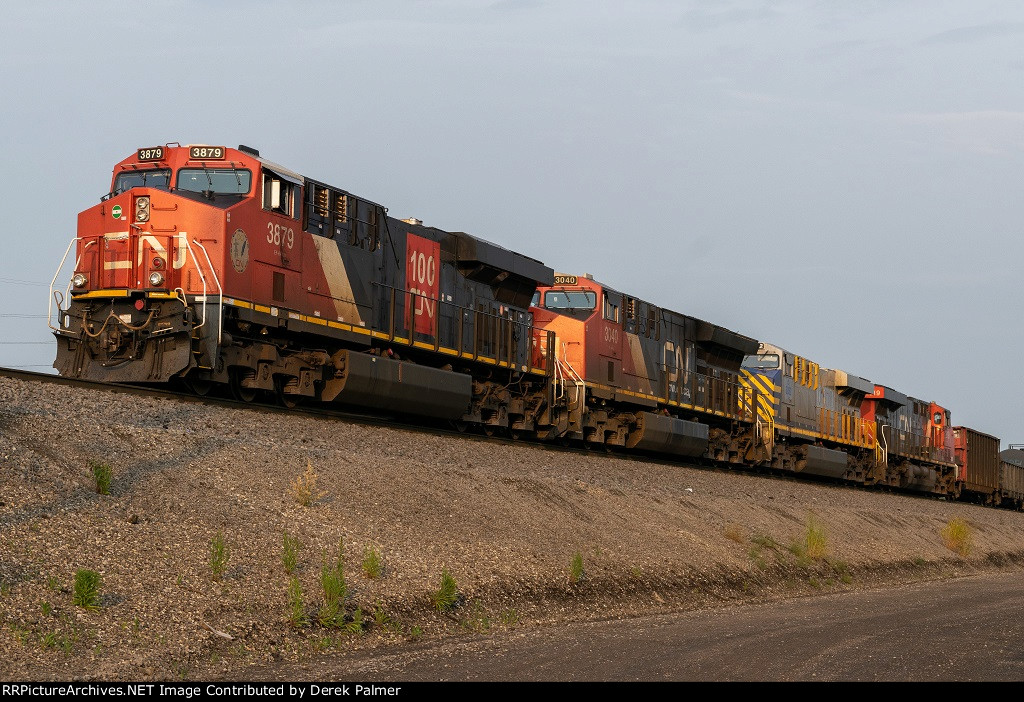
xmin=135 ymin=196 xmax=151 ymax=223
xmin=149 ymin=271 xmax=165 ymax=287
xmin=72 ymin=273 xmax=87 ymax=288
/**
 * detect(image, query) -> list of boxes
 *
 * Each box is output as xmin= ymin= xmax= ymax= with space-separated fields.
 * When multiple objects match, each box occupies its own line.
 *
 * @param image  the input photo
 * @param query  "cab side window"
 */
xmin=263 ymin=171 xmax=295 ymax=217
xmin=603 ymin=293 xmax=619 ymax=322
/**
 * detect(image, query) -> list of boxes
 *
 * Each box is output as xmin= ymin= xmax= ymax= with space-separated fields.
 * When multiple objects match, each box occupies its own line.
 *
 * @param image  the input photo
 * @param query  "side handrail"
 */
xmin=372 ymin=282 xmax=551 ymax=373
xmin=558 ymin=342 xmax=586 ymax=409
xmin=48 ymin=237 xmax=96 ymax=330
xmin=189 ymin=238 xmax=223 ymax=344
xmin=179 ymin=236 xmax=209 ymax=336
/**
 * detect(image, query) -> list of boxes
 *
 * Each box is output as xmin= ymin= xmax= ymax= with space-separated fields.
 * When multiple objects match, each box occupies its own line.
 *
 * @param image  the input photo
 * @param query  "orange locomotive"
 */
xmin=50 ymin=143 xmax=555 ymax=423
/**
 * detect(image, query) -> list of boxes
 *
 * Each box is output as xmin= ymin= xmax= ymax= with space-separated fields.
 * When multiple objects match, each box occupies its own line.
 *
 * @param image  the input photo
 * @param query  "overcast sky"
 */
xmin=2 ymin=0 xmax=1022 ymax=446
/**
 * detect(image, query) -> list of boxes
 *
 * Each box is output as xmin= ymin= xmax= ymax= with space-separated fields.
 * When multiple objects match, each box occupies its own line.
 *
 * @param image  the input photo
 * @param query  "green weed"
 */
xmin=805 ymin=516 xmax=827 ymax=560
xmin=500 ymin=608 xmax=520 ymax=627
xmin=209 ymin=531 xmax=229 ymax=580
xmin=318 ymin=543 xmax=347 ymax=627
xmin=362 ymin=545 xmax=382 ymax=579
xmin=72 ymin=569 xmax=101 ymax=611
xmin=430 ymin=568 xmax=459 ymax=612
xmin=569 ymin=552 xmax=585 ymax=584
xmin=282 ymin=532 xmax=300 ymax=575
xmin=346 ymin=607 xmax=364 ymax=635
xmin=288 ymin=576 xmax=308 ymax=628
xmin=373 ymin=603 xmax=391 ymax=630
xmin=461 ymin=600 xmax=491 ymax=633
xmin=90 ymin=461 xmax=112 ymax=495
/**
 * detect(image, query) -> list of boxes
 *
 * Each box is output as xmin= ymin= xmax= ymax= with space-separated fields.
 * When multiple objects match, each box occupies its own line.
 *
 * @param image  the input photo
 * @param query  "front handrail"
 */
xmin=557 ymin=343 xmax=586 ymax=410
xmin=48 ymin=237 xmax=96 ymax=330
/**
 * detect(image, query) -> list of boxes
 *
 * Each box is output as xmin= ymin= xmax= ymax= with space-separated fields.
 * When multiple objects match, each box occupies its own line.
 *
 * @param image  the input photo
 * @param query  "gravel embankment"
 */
xmin=2 ymin=375 xmax=1023 ymax=680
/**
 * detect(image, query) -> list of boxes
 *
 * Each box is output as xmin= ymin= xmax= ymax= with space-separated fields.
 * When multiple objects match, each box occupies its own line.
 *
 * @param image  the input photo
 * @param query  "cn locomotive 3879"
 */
xmin=49 ymin=143 xmax=1024 ymax=509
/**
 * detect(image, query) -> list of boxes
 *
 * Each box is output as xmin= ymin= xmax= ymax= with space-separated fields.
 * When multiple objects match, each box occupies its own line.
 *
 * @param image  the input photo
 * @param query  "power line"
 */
xmin=0 ymin=341 xmax=51 ymax=345
xmin=0 ymin=277 xmax=48 ymax=287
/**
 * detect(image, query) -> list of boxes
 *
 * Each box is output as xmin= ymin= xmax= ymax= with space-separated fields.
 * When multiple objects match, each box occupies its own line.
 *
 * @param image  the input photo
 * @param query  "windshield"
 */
xmin=543 ymin=290 xmax=597 ymax=310
xmin=744 ymin=353 xmax=780 ymax=369
xmin=113 ymin=169 xmax=171 ymax=194
xmin=177 ymin=168 xmax=252 ymax=194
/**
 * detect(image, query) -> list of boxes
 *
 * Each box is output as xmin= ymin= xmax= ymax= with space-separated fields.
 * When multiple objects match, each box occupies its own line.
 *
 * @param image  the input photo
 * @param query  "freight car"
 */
xmin=997 ymin=447 xmax=1024 ymax=509
xmin=48 ymin=143 xmax=1022 ymax=511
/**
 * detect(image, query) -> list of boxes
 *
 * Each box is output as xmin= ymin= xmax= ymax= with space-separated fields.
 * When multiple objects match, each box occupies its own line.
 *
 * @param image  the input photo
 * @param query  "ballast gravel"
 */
xmin=2 ymin=375 xmax=1023 ymax=680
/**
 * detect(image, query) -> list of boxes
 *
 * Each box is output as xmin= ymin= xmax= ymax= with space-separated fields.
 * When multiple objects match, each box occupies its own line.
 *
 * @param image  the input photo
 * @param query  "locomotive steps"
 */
xmin=3 ymin=373 xmax=1024 ymax=680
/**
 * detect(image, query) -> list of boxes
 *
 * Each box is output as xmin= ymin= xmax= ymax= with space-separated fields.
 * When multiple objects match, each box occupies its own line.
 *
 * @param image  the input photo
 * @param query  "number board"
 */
xmin=189 ymin=146 xmax=226 ymax=160
xmin=405 ymin=233 xmax=440 ymax=336
xmin=137 ymin=147 xmax=165 ymax=162
xmin=553 ymin=274 xmax=578 ymax=285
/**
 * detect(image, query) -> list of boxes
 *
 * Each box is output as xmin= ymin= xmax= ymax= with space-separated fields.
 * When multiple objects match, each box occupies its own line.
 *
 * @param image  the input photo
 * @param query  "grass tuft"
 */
xmin=72 ymin=569 xmax=102 ymax=611
xmin=805 ymin=516 xmax=827 ymax=560
xmin=282 ymin=532 xmax=300 ymax=575
xmin=209 ymin=531 xmax=229 ymax=580
xmin=318 ymin=543 xmax=347 ymax=628
xmin=292 ymin=459 xmax=326 ymax=507
xmin=430 ymin=568 xmax=459 ymax=612
xmin=361 ymin=545 xmax=382 ymax=580
xmin=90 ymin=461 xmax=112 ymax=495
xmin=346 ymin=607 xmax=365 ymax=635
xmin=569 ymin=552 xmax=585 ymax=584
xmin=941 ymin=518 xmax=972 ymax=557
xmin=288 ymin=576 xmax=307 ymax=628
xmin=461 ymin=599 xmax=491 ymax=633
xmin=500 ymin=608 xmax=520 ymax=628
xmin=373 ymin=603 xmax=391 ymax=630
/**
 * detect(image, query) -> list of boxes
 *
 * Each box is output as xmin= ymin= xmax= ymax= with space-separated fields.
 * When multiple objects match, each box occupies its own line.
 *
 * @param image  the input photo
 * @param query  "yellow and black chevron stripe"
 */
xmin=738 ymin=369 xmax=779 ymax=422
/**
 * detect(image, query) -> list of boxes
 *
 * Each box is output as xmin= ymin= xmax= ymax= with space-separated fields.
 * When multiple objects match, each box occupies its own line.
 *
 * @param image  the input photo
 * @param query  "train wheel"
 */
xmin=274 ymin=376 xmax=304 ymax=409
xmin=185 ymin=377 xmax=213 ymax=397
xmin=230 ymin=370 xmax=258 ymax=403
